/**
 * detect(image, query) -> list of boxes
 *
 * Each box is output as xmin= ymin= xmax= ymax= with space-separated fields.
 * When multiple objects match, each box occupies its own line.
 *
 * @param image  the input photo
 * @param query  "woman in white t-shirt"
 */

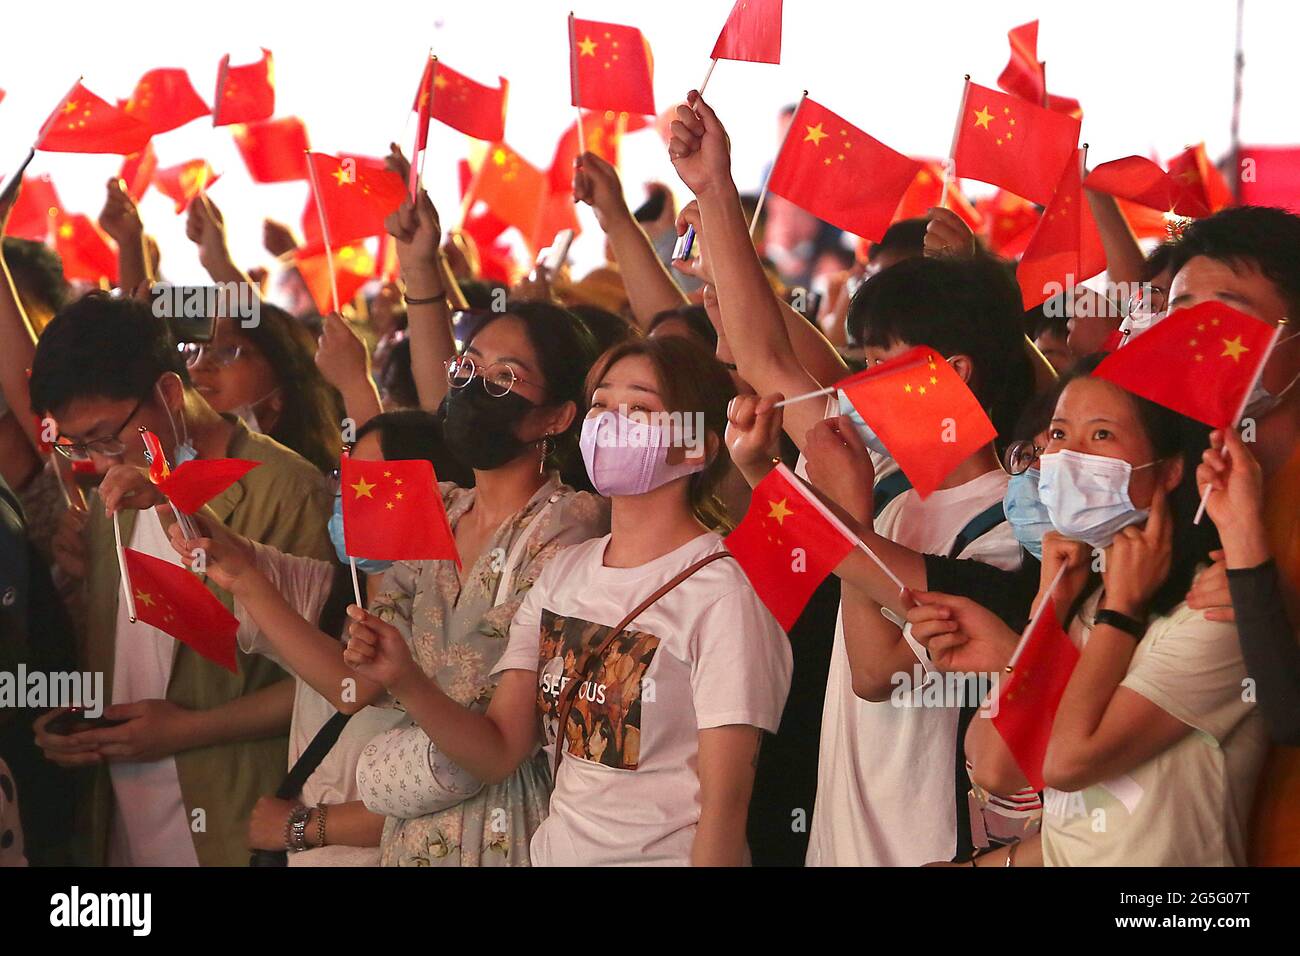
xmin=343 ymin=336 xmax=793 ymax=865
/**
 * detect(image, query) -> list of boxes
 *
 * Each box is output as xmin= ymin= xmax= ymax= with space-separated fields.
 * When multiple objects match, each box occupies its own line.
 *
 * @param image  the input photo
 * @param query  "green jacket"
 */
xmin=76 ymin=419 xmax=332 ymax=866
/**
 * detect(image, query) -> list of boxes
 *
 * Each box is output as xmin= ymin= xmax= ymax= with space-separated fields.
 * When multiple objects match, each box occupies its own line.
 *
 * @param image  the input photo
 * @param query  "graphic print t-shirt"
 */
xmin=493 ymin=532 xmax=792 ymax=866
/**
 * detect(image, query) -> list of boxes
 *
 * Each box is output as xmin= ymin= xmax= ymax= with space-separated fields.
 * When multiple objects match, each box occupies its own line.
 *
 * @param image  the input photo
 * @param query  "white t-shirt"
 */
xmin=807 ymin=468 xmax=1020 ymax=867
xmin=108 ymin=508 xmax=200 ymax=867
xmin=493 ymin=531 xmax=792 ymax=866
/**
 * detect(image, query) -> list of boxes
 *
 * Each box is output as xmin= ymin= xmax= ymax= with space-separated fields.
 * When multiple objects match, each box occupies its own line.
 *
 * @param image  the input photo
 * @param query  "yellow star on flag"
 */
xmin=578 ymin=35 xmax=597 ymax=56
xmin=804 ymin=123 xmax=828 ymax=147
xmin=135 ymin=590 xmax=156 ymax=608
xmin=767 ymin=498 xmax=794 ymax=525
xmin=1220 ymin=336 xmax=1249 ymax=362
xmin=351 ymin=477 xmax=376 ymax=499
xmin=973 ymin=106 xmax=994 ymax=130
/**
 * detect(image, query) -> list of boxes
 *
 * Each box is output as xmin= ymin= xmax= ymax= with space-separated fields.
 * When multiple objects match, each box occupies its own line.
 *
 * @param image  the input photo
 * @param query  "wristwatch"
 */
xmin=1094 ymin=608 xmax=1145 ymax=640
xmin=287 ymin=804 xmax=312 ymax=851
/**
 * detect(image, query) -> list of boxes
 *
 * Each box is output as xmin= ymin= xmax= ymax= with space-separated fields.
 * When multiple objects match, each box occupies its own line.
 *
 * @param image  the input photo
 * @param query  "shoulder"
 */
xmin=235 ymin=429 xmax=328 ymax=492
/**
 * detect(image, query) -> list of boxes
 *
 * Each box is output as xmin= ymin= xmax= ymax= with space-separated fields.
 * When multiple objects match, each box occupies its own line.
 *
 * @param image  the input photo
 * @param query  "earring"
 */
xmin=538 ymin=433 xmax=555 ymax=476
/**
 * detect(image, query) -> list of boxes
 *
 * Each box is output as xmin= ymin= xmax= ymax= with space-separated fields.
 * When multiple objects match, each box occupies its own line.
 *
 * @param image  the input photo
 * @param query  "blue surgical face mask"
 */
xmin=1037 ymin=449 xmax=1156 ymax=549
xmin=837 ymin=390 xmax=890 ymax=458
xmin=329 ymin=497 xmax=393 ymax=574
xmin=157 ymin=381 xmax=197 ymax=464
xmin=1003 ymin=468 xmax=1053 ymax=560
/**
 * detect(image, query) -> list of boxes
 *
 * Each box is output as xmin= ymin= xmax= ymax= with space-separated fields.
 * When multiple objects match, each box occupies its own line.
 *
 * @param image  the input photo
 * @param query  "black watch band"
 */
xmin=1094 ymin=608 xmax=1145 ymax=639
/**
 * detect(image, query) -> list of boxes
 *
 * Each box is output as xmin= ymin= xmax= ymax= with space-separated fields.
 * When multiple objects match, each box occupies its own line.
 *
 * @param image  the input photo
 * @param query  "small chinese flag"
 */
xmin=141 ymin=428 xmax=259 ymax=512
xmin=891 ymin=159 xmax=983 ymax=232
xmin=990 ymin=595 xmax=1078 ymax=791
xmin=304 ymin=152 xmax=406 ymax=247
xmin=463 ymin=143 xmax=548 ymax=243
xmin=975 ymin=189 xmax=1041 ymax=259
xmin=231 ymin=117 xmax=310 ymax=183
xmin=530 ymin=187 xmax=581 ymax=256
xmin=3 ymin=174 xmax=63 ymax=241
xmin=212 ymin=49 xmax=275 ymax=126
xmin=952 ymin=81 xmax=1080 ymax=206
xmin=294 ymin=242 xmax=377 ymax=315
xmin=1092 ymin=302 xmax=1277 ymax=429
xmin=548 ymin=109 xmax=647 ymax=194
xmin=153 ymin=160 xmax=219 ymax=213
xmin=570 ymin=17 xmax=656 ymax=116
xmin=118 ymin=143 xmax=158 ymax=203
xmin=1084 ymin=155 xmax=1210 ymax=219
xmin=123 ymin=548 xmax=238 ymax=672
xmin=767 ymin=97 xmax=922 ymax=241
xmin=711 ymin=0 xmax=783 ymax=65
xmin=122 ymin=67 xmax=210 ymax=134
xmin=340 ymin=455 xmax=459 ymax=564
xmin=53 ymin=213 xmax=117 ymax=286
xmin=725 ymin=463 xmax=856 ymax=631
xmin=997 ymin=20 xmax=1082 ymax=119
xmin=1017 ymin=149 xmax=1105 ymax=309
xmin=141 ymin=429 xmax=171 ymax=484
xmin=414 ymin=59 xmax=508 ymax=146
xmin=1165 ymin=143 xmax=1234 ymax=217
xmin=36 ymin=81 xmax=151 ymax=155
xmin=837 ymin=345 xmax=998 ymax=499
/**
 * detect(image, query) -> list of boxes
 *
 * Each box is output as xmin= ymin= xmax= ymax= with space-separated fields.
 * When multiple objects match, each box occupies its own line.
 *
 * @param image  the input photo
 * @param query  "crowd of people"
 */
xmin=0 ymin=85 xmax=1298 ymax=869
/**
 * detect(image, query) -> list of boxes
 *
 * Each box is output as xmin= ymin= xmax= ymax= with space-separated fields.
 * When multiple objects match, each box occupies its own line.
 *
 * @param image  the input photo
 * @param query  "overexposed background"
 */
xmin=1 ymin=0 xmax=1292 ymax=285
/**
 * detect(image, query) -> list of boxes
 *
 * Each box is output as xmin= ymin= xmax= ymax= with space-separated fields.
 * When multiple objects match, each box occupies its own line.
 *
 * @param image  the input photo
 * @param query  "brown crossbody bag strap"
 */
xmin=550 ymin=551 xmax=733 ymax=781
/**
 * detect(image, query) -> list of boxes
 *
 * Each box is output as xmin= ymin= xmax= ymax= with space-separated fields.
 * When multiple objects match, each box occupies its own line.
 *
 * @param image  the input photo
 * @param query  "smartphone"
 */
xmin=537 ymin=229 xmax=575 ymax=272
xmin=166 ymin=311 xmax=217 ymax=344
xmin=46 ymin=708 xmax=127 ymax=736
xmin=672 ymin=225 xmax=696 ymax=262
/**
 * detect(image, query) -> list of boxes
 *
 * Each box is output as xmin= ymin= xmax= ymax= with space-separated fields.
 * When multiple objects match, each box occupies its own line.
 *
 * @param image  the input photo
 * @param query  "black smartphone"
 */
xmin=46 ymin=708 xmax=127 ymax=736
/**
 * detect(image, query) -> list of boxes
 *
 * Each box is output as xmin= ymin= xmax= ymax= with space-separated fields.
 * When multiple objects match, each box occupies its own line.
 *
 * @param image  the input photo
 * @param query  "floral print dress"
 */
xmin=368 ymin=475 xmax=608 ymax=866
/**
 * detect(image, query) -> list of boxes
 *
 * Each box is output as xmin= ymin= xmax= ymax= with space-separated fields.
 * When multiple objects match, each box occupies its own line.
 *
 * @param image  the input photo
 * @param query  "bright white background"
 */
xmin=1 ymin=0 xmax=1294 ymax=285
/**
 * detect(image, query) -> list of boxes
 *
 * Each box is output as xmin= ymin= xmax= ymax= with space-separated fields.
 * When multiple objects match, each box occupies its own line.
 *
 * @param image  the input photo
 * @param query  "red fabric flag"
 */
xmin=530 ymin=187 xmax=581 ymax=255
xmin=123 ymin=67 xmax=210 ymax=134
xmin=161 ymin=459 xmax=260 ymax=514
xmin=570 ymin=17 xmax=656 ymax=116
xmin=1115 ymin=197 xmax=1177 ymax=242
xmin=53 ymin=213 xmax=117 ymax=286
xmin=767 ymin=97 xmax=922 ymax=241
xmin=997 ymin=20 xmax=1082 ymax=119
xmin=36 ymin=81 xmax=151 ymax=155
xmin=3 ymin=174 xmax=63 ymax=241
xmin=463 ymin=143 xmax=548 ymax=244
xmin=1017 ymin=149 xmax=1105 ymax=309
xmin=153 ymin=160 xmax=219 ymax=213
xmin=724 ymin=463 xmax=855 ymax=631
xmin=212 ymin=49 xmax=275 ymax=126
xmin=118 ymin=143 xmax=158 ymax=203
xmin=140 ymin=428 xmax=171 ymax=484
xmin=414 ymin=60 xmax=508 ymax=145
xmin=1084 ymin=155 xmax=1210 ymax=218
xmin=891 ymin=159 xmax=983 ymax=232
xmin=1238 ymin=146 xmax=1300 ymax=215
xmin=123 ymin=548 xmax=238 ymax=672
xmin=1093 ymin=302 xmax=1277 ymax=429
xmin=231 ymin=117 xmax=310 ymax=183
xmin=990 ymin=596 xmax=1078 ymax=791
xmin=711 ymin=0 xmax=783 ymax=65
xmin=340 ymin=455 xmax=459 ymax=564
xmin=293 ymin=242 xmax=377 ymax=315
xmin=975 ymin=189 xmax=1040 ymax=259
xmin=303 ymin=153 xmax=406 ymax=247
xmin=548 ymin=110 xmax=647 ymax=194
xmin=1165 ymin=143 xmax=1234 ymax=216
xmin=837 ymin=345 xmax=998 ymax=498
xmin=952 ymin=81 xmax=1080 ymax=206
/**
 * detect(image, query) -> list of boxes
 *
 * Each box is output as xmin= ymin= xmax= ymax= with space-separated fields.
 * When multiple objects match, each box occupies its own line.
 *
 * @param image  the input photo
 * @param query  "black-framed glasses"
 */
xmin=179 ymin=342 xmax=247 ymax=369
xmin=52 ymin=395 xmax=149 ymax=462
xmin=1003 ymin=439 xmax=1043 ymax=476
xmin=444 ymin=355 xmax=539 ymax=398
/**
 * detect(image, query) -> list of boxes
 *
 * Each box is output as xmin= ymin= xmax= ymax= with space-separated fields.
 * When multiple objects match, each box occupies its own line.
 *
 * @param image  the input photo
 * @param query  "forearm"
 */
xmin=115 ymin=229 xmax=150 ymax=292
xmin=966 ymin=711 xmax=1032 ymax=797
xmin=401 ymin=266 xmax=456 ymax=412
xmin=341 ymin=378 xmax=384 ymax=429
xmin=604 ymin=215 xmax=688 ymax=330
xmin=203 ymin=248 xmax=258 ymax=293
xmin=831 ymin=526 xmax=928 ymax=612
xmin=1084 ymin=190 xmax=1146 ymax=287
xmin=390 ymin=671 xmax=521 ymax=784
xmin=307 ymin=800 xmax=385 ymax=849
xmin=1043 ymin=625 xmax=1137 ymax=780
xmin=842 ymin=583 xmax=923 ymax=701
xmin=777 ymin=298 xmax=847 ymax=387
xmin=184 ymin=677 xmax=295 ymax=749
xmin=691 ymin=803 xmax=751 ymax=866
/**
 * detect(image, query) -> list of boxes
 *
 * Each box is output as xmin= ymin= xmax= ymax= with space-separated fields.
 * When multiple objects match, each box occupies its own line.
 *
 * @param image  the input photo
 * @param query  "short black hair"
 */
xmin=1167 ymin=206 xmax=1300 ymax=315
xmin=868 ymin=218 xmax=929 ymax=263
xmin=3 ymin=237 xmax=69 ymax=316
xmin=570 ymin=304 xmax=639 ymax=353
xmin=647 ymin=305 xmax=717 ymax=349
xmin=29 ymin=292 xmax=189 ymax=416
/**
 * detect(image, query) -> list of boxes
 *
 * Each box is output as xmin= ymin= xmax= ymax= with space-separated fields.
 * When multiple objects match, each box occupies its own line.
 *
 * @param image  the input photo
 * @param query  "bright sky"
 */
xmin=1 ymin=0 xmax=1293 ymax=286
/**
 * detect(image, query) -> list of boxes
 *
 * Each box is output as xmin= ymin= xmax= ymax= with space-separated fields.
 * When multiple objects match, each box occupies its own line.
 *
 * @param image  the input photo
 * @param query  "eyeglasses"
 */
xmin=52 ymin=395 xmax=149 ymax=462
xmin=179 ymin=342 xmax=246 ymax=369
xmin=445 ymin=355 xmax=539 ymax=398
xmin=1124 ymin=285 xmax=1168 ymax=321
xmin=1003 ymin=439 xmax=1043 ymax=476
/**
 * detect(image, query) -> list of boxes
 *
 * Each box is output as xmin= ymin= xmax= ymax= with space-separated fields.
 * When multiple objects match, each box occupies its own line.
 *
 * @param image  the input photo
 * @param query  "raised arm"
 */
xmin=185 ymin=194 xmax=259 ymax=292
xmin=1084 ymin=189 xmax=1146 ymax=289
xmin=98 ymin=177 xmax=153 ymax=291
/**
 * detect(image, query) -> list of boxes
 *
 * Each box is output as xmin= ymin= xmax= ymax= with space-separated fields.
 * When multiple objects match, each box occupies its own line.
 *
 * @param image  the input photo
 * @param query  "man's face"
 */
xmin=52 ymin=389 xmax=178 ymax=474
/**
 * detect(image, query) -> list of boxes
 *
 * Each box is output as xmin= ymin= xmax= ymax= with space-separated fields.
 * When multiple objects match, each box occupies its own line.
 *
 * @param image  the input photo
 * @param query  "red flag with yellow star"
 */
xmin=997 ymin=20 xmax=1082 ymax=119
xmin=951 ymin=81 xmax=1080 ymax=206
xmin=123 ymin=67 xmax=210 ymax=134
xmin=837 ymin=345 xmax=998 ymax=499
xmin=464 ymin=142 xmax=548 ymax=243
xmin=341 ymin=455 xmax=459 ymax=564
xmin=1165 ymin=143 xmax=1234 ymax=216
xmin=414 ymin=60 xmax=508 ymax=145
xmin=891 ymin=159 xmax=983 ymax=231
xmin=990 ymin=595 xmax=1078 ymax=791
xmin=711 ymin=0 xmax=783 ymax=64
xmin=53 ymin=212 xmax=117 ymax=285
xmin=36 ymin=80 xmax=151 ymax=155
xmin=118 ymin=143 xmax=158 ymax=203
xmin=212 ymin=48 xmax=275 ymax=126
xmin=767 ymin=97 xmax=922 ymax=242
xmin=140 ymin=428 xmax=260 ymax=512
xmin=570 ymin=17 xmax=656 ymax=116
xmin=294 ymin=241 xmax=378 ymax=315
xmin=123 ymin=547 xmax=238 ymax=672
xmin=725 ymin=463 xmax=856 ymax=631
xmin=153 ymin=160 xmax=220 ymax=213
xmin=1084 ymin=155 xmax=1211 ymax=219
xmin=975 ymin=189 xmax=1040 ymax=259
xmin=548 ymin=109 xmax=647 ymax=194
xmin=303 ymin=152 xmax=406 ymax=247
xmin=1093 ymin=302 xmax=1276 ymax=429
xmin=3 ymin=174 xmax=63 ymax=241
xmin=232 ymin=117 xmax=310 ymax=183
xmin=1017 ymin=149 xmax=1105 ymax=309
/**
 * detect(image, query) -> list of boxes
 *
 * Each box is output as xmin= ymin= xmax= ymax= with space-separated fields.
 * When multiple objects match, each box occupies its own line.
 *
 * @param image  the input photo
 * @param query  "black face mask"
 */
xmin=438 ymin=386 xmax=538 ymax=471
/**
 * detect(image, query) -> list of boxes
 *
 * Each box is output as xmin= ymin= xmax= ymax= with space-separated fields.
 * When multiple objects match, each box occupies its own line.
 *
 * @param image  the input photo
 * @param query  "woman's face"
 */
xmin=189 ymin=318 xmax=280 ymax=424
xmin=461 ymin=315 xmax=569 ymax=444
xmin=1045 ymin=377 xmax=1179 ymax=509
xmin=588 ymin=354 xmax=709 ymax=469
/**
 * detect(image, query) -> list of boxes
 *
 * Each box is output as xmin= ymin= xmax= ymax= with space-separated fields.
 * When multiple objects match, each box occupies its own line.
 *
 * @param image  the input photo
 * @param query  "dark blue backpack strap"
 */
xmin=872 ymin=470 xmax=912 ymax=520
xmin=948 ymin=501 xmax=1008 ymax=559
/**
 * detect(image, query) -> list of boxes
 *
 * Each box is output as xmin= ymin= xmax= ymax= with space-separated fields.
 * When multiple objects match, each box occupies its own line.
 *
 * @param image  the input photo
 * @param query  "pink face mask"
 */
xmin=579 ymin=410 xmax=707 ymax=497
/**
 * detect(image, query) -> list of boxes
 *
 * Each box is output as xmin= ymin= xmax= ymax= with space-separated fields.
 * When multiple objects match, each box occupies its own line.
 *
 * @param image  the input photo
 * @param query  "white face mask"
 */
xmin=1242 ymin=332 xmax=1300 ymax=420
xmin=1037 ymin=449 xmax=1159 ymax=549
xmin=231 ymin=387 xmax=280 ymax=435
